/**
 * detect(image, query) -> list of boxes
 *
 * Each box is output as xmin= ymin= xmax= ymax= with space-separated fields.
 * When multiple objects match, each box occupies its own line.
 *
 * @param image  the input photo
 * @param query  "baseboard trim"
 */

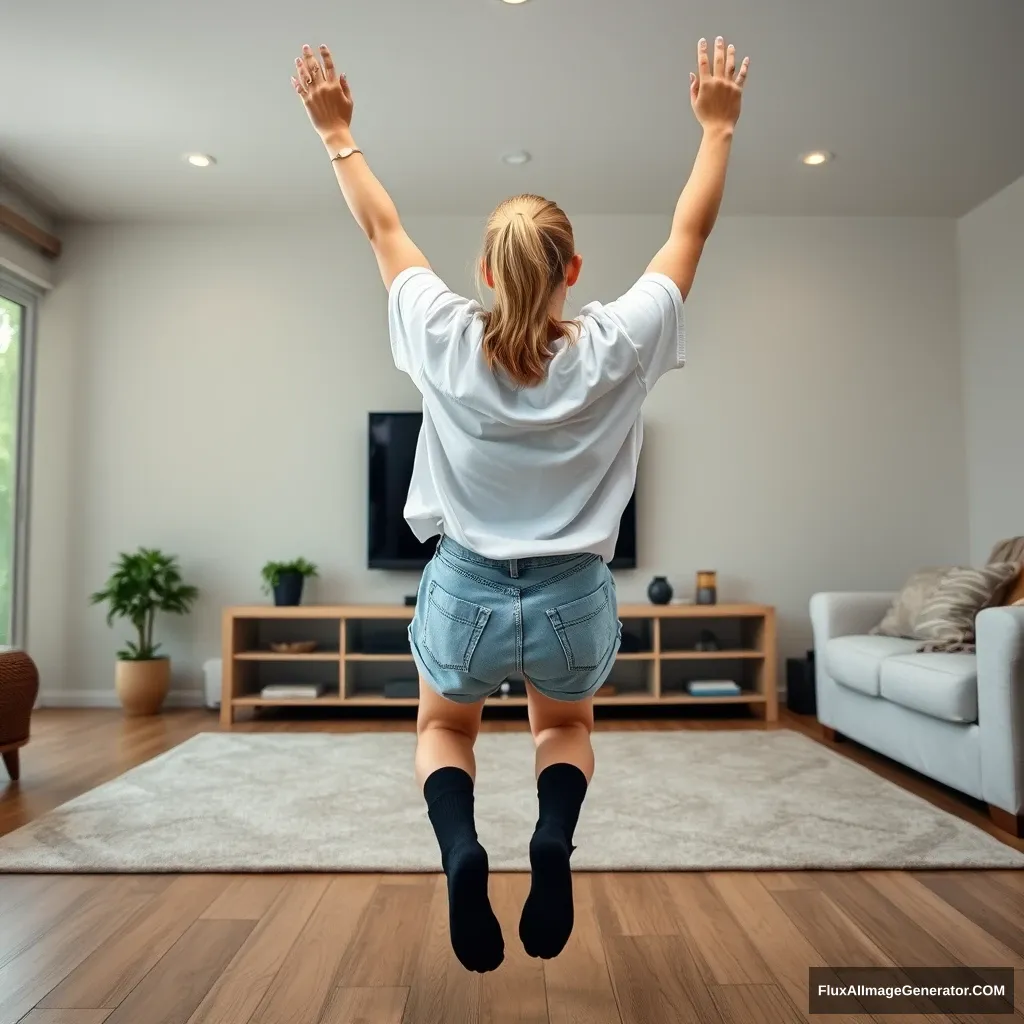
xmin=38 ymin=689 xmax=208 ymax=709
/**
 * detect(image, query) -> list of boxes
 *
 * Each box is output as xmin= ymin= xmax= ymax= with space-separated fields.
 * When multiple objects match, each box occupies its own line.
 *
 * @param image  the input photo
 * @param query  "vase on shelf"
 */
xmin=696 ymin=570 xmax=718 ymax=606
xmin=647 ymin=576 xmax=673 ymax=605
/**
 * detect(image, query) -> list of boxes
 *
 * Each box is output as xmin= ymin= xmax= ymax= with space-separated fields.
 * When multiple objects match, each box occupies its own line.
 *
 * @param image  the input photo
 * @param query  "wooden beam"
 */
xmin=0 ymin=203 xmax=62 ymax=258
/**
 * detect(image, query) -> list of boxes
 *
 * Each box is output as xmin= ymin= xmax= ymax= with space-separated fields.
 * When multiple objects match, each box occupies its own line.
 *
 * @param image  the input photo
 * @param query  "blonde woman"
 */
xmin=292 ymin=36 xmax=749 ymax=972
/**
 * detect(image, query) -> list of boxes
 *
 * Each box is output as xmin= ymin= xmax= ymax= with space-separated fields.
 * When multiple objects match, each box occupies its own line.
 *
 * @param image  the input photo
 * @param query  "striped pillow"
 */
xmin=914 ymin=562 xmax=1019 ymax=649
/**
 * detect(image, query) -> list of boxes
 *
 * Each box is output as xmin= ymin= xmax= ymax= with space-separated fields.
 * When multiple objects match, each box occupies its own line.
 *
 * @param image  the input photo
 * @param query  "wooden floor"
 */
xmin=0 ymin=709 xmax=1021 ymax=1024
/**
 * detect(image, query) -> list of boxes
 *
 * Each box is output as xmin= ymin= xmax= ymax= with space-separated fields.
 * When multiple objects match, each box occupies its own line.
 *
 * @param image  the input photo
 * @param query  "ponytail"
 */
xmin=477 ymin=194 xmax=578 ymax=387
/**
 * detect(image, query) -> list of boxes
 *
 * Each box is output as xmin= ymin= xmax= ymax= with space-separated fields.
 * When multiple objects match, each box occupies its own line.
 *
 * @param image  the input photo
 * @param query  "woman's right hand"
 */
xmin=689 ymin=37 xmax=749 ymax=132
xmin=292 ymin=44 xmax=355 ymax=146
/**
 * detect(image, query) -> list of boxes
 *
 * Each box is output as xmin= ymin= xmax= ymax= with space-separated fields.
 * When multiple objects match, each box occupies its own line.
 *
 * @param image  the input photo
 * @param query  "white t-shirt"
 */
xmin=387 ymin=267 xmax=685 ymax=561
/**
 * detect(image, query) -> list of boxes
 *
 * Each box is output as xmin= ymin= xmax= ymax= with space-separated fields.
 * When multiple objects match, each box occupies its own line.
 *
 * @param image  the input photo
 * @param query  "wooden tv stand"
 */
xmin=220 ymin=603 xmax=777 ymax=726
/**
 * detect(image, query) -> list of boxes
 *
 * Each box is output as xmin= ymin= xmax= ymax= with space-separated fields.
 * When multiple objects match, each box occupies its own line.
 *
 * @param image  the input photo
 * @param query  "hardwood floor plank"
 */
xmin=102 ymin=919 xmax=254 ymax=1024
xmin=819 ymin=873 xmax=972 ymax=966
xmin=707 ymin=873 xmax=864 ymax=1024
xmin=592 ymin=873 xmax=679 ymax=936
xmin=866 ymin=872 xmax=1023 ymax=968
xmin=400 ymin=876 xmax=480 ymax=1024
xmin=39 ymin=876 xmax=227 ymax=1008
xmin=479 ymin=874 xmax=547 ymax=1024
xmin=320 ymin=988 xmax=409 ymax=1024
xmin=757 ymin=872 xmax=821 ymax=891
xmin=542 ymin=875 xmax=620 ymax=1024
xmin=332 ymin=877 xmax=433 ymax=987
xmin=19 ymin=1012 xmax=112 ymax=1024
xmin=0 ymin=876 xmax=60 ymax=918
xmin=667 ymin=874 xmax=772 ymax=985
xmin=771 ymin=888 xmax=938 ymax=1022
xmin=914 ymin=872 xmax=1024 ymax=958
xmin=200 ymin=876 xmax=287 ymax=920
xmin=604 ymin=934 xmax=723 ymax=1024
xmin=248 ymin=875 xmax=378 ymax=1024
xmin=710 ymin=983 xmax=804 ymax=1024
xmin=0 ymin=878 xmax=105 ymax=971
xmin=187 ymin=877 xmax=330 ymax=1024
xmin=0 ymin=878 xmax=160 ymax=1024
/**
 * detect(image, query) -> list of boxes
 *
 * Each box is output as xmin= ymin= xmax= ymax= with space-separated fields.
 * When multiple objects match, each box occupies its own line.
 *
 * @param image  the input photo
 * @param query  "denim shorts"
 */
xmin=410 ymin=537 xmax=621 ymax=704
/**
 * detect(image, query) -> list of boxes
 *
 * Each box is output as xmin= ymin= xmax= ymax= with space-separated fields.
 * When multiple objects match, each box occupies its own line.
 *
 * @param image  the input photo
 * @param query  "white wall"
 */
xmin=957 ymin=174 xmax=1024 ymax=563
xmin=30 ymin=214 xmax=968 ymax=702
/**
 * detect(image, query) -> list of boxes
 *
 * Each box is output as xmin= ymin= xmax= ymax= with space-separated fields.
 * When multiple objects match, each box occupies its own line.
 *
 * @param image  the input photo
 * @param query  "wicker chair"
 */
xmin=0 ymin=649 xmax=39 ymax=781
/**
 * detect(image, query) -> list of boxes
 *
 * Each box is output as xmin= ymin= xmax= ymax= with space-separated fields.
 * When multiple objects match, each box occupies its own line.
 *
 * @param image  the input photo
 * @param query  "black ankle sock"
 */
xmin=423 ymin=766 xmax=504 ymax=973
xmin=519 ymin=762 xmax=588 ymax=959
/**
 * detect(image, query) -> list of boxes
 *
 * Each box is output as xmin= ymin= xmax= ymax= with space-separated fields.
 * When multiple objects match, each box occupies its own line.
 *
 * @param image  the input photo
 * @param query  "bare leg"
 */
xmin=526 ymin=681 xmax=595 ymax=780
xmin=415 ymin=677 xmax=503 ymax=973
xmin=415 ymin=678 xmax=484 ymax=787
xmin=519 ymin=681 xmax=594 ymax=960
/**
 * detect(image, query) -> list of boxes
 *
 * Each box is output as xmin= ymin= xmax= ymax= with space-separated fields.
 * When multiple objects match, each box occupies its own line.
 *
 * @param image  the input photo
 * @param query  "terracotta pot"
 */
xmin=115 ymin=658 xmax=171 ymax=716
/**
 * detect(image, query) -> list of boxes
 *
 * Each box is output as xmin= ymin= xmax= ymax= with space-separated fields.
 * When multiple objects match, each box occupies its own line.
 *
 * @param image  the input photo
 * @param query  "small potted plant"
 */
xmin=90 ymin=548 xmax=199 ymax=716
xmin=261 ymin=558 xmax=319 ymax=606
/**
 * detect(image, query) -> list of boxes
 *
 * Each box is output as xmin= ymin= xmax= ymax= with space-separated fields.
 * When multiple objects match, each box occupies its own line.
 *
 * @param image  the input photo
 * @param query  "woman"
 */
xmin=292 ymin=36 xmax=749 ymax=973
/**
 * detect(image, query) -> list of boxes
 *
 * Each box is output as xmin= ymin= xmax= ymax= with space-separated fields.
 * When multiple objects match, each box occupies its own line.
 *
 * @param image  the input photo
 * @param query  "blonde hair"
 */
xmin=477 ymin=194 xmax=579 ymax=387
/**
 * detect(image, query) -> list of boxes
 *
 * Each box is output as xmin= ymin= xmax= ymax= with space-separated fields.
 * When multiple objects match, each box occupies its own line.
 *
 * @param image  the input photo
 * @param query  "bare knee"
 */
xmin=533 ymin=719 xmax=592 ymax=748
xmin=417 ymin=713 xmax=479 ymax=743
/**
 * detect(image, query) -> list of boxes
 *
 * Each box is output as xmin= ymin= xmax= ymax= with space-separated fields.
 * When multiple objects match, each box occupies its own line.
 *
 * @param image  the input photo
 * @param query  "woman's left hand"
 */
xmin=292 ymin=44 xmax=353 ymax=142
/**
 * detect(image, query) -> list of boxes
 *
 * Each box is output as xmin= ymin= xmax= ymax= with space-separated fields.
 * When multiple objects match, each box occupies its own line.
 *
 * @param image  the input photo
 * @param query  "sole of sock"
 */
xmin=519 ymin=831 xmax=574 ymax=960
xmin=447 ymin=841 xmax=504 ymax=973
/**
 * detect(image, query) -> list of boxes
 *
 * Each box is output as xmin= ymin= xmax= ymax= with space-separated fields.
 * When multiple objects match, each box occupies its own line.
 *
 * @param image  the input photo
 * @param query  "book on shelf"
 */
xmin=686 ymin=679 xmax=742 ymax=696
xmin=259 ymin=683 xmax=325 ymax=700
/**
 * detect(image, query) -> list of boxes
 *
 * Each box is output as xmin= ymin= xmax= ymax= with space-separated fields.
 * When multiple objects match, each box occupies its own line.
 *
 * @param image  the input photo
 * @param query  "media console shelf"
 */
xmin=220 ymin=603 xmax=777 ymax=726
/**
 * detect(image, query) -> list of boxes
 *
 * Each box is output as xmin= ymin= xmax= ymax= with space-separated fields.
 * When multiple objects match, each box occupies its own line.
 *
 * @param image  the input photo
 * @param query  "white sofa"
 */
xmin=810 ymin=592 xmax=1024 ymax=836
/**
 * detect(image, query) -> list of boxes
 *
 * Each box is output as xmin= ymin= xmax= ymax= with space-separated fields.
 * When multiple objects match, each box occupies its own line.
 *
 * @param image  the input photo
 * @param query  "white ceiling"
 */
xmin=2 ymin=0 xmax=1023 ymax=220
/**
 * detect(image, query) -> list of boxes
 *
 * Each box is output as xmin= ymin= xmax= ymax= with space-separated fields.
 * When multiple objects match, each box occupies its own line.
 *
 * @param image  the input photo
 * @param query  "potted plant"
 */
xmin=90 ymin=548 xmax=199 ymax=716
xmin=261 ymin=558 xmax=319 ymax=606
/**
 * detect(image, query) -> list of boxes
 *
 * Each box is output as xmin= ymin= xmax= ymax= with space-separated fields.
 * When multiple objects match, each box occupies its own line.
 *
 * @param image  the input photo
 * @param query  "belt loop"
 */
xmin=509 ymin=558 xmax=519 ymax=579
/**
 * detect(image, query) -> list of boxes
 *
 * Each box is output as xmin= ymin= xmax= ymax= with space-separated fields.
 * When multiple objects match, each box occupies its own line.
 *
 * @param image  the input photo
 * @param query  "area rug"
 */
xmin=1 ymin=730 xmax=1021 ymax=872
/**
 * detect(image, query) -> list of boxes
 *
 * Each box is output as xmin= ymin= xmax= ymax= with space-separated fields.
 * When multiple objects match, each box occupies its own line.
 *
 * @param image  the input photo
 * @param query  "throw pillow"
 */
xmin=914 ymin=562 xmax=1020 ymax=650
xmin=871 ymin=568 xmax=949 ymax=637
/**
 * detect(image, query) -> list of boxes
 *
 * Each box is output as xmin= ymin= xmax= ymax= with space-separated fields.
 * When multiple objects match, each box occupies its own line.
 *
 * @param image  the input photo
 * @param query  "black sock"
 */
xmin=423 ymin=766 xmax=504 ymax=973
xmin=519 ymin=762 xmax=588 ymax=959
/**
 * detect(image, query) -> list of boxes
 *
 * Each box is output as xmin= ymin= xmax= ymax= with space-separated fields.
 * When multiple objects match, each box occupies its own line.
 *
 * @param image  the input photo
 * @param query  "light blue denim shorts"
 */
xmin=410 ymin=537 xmax=621 ymax=704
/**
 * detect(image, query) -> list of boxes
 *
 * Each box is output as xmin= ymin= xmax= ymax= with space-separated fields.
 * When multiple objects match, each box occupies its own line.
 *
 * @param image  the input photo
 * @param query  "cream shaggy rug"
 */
xmin=1 ymin=730 xmax=1021 ymax=872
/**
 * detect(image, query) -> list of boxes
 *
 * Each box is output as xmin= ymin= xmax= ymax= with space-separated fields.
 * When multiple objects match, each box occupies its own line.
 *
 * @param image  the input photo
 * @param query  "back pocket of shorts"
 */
xmin=421 ymin=581 xmax=492 ymax=672
xmin=546 ymin=582 xmax=616 ymax=672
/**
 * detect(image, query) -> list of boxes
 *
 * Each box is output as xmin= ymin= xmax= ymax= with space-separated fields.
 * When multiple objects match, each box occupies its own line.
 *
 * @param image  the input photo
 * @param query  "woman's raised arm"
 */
xmin=292 ymin=44 xmax=429 ymax=290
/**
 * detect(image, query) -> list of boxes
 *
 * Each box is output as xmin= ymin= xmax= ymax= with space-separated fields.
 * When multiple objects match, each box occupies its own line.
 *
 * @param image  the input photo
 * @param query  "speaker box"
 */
xmin=786 ymin=651 xmax=817 ymax=715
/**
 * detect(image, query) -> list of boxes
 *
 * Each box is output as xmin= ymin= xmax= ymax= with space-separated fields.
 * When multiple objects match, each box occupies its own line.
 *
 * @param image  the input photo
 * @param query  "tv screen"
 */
xmin=368 ymin=411 xmax=637 ymax=571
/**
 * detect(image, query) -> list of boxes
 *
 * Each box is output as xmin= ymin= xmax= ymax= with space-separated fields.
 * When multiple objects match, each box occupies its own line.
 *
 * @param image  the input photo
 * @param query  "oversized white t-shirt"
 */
xmin=387 ymin=268 xmax=685 ymax=561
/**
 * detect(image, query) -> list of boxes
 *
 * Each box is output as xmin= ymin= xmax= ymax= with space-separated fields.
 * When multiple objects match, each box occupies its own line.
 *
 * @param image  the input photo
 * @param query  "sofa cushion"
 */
xmin=879 ymin=653 xmax=978 ymax=724
xmin=824 ymin=636 xmax=920 ymax=696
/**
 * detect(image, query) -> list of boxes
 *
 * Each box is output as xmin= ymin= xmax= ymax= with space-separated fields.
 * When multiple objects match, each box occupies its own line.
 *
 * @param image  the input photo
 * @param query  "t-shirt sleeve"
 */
xmin=388 ymin=267 xmax=474 ymax=380
xmin=600 ymin=272 xmax=686 ymax=391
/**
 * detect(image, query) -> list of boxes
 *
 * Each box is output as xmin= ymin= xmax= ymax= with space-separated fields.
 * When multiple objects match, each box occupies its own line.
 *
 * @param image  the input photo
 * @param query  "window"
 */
xmin=0 ymin=273 xmax=36 ymax=646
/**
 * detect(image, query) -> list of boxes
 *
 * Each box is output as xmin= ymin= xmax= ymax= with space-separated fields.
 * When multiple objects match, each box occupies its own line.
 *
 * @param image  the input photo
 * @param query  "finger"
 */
xmin=291 ymin=75 xmax=307 ymax=97
xmin=295 ymin=56 xmax=312 ymax=87
xmin=301 ymin=45 xmax=321 ymax=84
xmin=339 ymin=69 xmax=352 ymax=102
xmin=319 ymin=45 xmax=337 ymax=83
xmin=725 ymin=43 xmax=736 ymax=78
xmin=689 ymin=71 xmax=698 ymax=103
xmin=713 ymin=36 xmax=725 ymax=76
xmin=697 ymin=37 xmax=710 ymax=79
xmin=735 ymin=55 xmax=750 ymax=87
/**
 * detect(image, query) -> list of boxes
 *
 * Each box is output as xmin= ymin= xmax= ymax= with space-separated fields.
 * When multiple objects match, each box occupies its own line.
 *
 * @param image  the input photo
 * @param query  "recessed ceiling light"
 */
xmin=502 ymin=151 xmax=532 ymax=165
xmin=185 ymin=153 xmax=216 ymax=168
xmin=801 ymin=151 xmax=832 ymax=166
xmin=500 ymin=0 xmax=530 ymax=4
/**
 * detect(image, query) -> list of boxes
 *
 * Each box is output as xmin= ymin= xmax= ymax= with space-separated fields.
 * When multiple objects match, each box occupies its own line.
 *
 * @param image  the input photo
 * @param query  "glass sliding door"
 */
xmin=0 ymin=275 xmax=35 ymax=647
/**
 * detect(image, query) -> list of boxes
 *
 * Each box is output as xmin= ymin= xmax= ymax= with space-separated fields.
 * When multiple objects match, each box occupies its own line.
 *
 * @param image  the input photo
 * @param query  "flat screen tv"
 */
xmin=368 ymin=412 xmax=637 ymax=571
